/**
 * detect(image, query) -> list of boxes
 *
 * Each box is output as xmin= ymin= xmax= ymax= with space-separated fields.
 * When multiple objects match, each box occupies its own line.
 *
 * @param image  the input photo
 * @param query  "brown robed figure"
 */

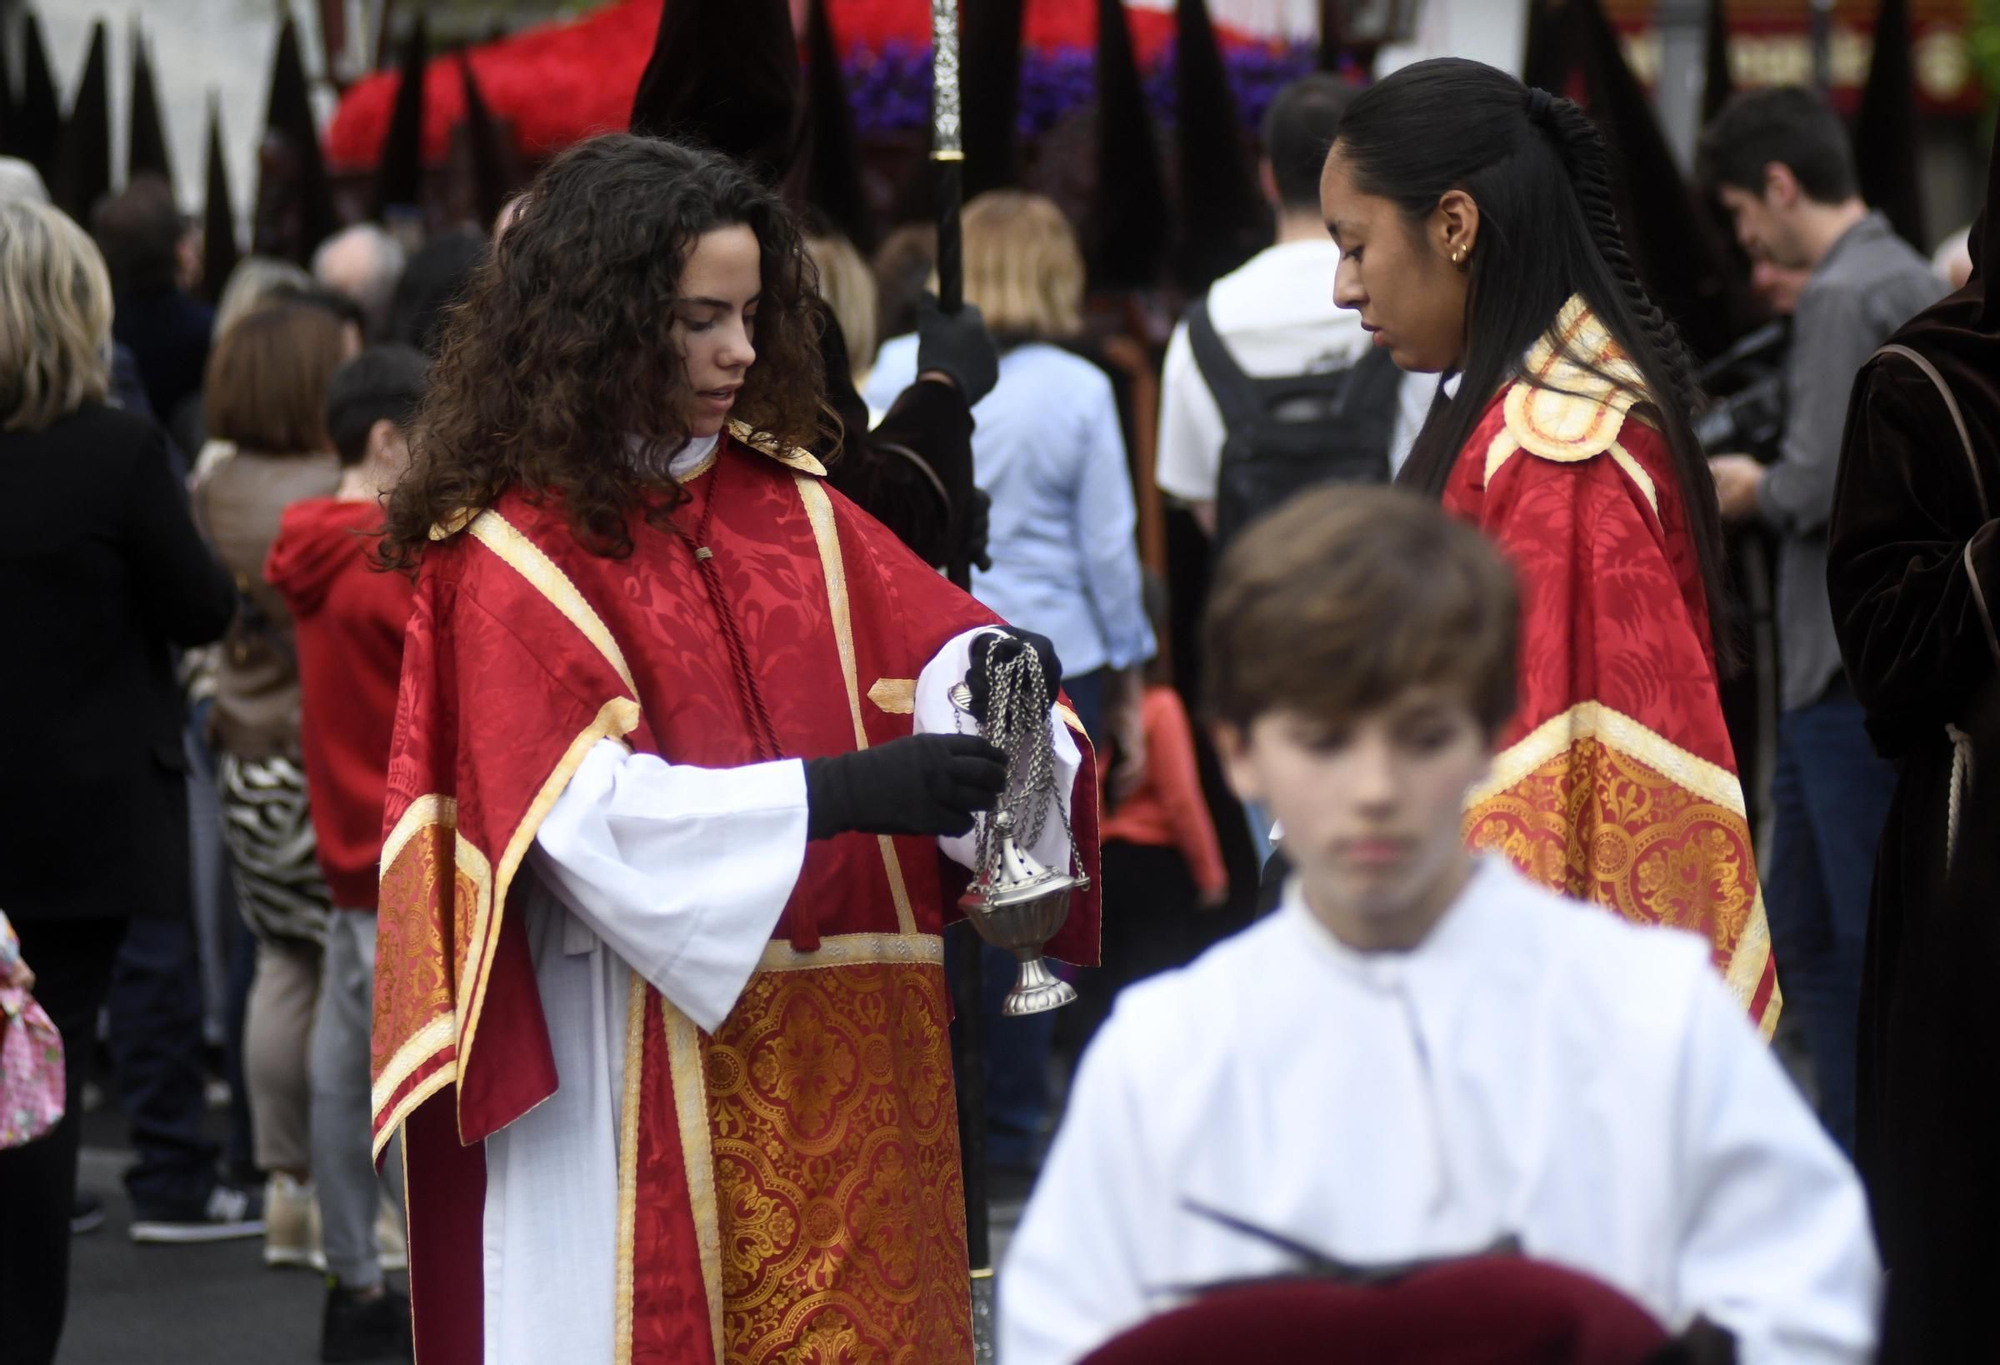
xmin=1827 ymin=128 xmax=2000 ymax=1364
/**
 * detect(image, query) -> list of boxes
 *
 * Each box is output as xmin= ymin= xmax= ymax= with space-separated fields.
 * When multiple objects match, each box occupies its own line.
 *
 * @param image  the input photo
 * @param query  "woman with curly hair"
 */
xmin=1317 ymin=58 xmax=1779 ymax=1031
xmin=370 ymin=135 xmax=1099 ymax=1365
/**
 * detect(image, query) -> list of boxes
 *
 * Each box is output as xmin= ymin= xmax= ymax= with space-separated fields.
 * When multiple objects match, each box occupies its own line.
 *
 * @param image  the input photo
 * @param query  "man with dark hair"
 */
xmin=266 ymin=342 xmax=429 ymax=1362
xmin=1157 ymin=74 xmax=1426 ymax=547
xmin=1156 ymin=72 xmax=1426 ymax=865
xmin=90 ymin=175 xmax=213 ymax=423
xmin=1697 ymin=87 xmax=1945 ymax=1156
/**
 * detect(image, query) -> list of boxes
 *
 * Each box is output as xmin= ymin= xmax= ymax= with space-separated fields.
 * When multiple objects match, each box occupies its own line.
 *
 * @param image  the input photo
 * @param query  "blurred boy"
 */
xmin=266 ymin=345 xmax=426 ymax=1362
xmin=999 ymin=487 xmax=1879 ymax=1364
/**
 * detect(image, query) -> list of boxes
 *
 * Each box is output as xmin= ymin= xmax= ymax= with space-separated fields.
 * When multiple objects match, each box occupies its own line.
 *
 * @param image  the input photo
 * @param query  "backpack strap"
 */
xmin=1875 ymin=343 xmax=1989 ymax=519
xmin=1185 ymin=298 xmax=1263 ymax=436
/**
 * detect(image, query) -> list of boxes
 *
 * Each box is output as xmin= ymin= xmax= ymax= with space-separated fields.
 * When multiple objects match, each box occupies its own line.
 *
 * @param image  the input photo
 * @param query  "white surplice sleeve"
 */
xmin=528 ymin=739 xmax=808 ymax=1033
xmin=916 ymin=626 xmax=1083 ymax=873
xmin=1671 ymin=966 xmax=1881 ymax=1364
xmin=998 ymin=1010 xmax=1160 ymax=1365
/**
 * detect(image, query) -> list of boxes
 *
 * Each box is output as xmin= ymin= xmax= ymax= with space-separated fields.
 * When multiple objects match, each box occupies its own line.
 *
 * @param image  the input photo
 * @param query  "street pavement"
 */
xmin=58 ymin=1093 xmax=1029 ymax=1365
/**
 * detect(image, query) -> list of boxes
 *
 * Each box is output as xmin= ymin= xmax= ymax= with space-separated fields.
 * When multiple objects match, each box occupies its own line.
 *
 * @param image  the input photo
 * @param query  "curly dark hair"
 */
xmin=378 ymin=135 xmax=828 ymax=569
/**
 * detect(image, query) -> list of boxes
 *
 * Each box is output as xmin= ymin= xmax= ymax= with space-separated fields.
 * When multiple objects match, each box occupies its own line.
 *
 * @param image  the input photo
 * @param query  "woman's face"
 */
xmin=1319 ymin=149 xmax=1472 ymax=375
xmin=671 ymin=224 xmax=762 ymax=438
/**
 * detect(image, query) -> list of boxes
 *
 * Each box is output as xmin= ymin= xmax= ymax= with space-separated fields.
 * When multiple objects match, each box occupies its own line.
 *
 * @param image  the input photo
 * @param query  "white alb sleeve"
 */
xmin=915 ymin=627 xmax=1082 ymax=872
xmin=1672 ymin=965 xmax=1881 ymax=1364
xmin=528 ymin=739 xmax=810 ymax=1032
xmin=999 ymin=1010 xmax=1159 ymax=1364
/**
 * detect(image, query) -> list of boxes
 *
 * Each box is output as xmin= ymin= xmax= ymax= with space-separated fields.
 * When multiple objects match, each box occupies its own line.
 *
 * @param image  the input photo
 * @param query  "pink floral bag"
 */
xmin=0 ymin=911 xmax=66 ymax=1150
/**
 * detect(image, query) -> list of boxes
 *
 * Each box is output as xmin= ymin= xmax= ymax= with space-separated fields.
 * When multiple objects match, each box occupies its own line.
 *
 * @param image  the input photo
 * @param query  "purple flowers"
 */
xmin=841 ymin=40 xmax=1326 ymax=138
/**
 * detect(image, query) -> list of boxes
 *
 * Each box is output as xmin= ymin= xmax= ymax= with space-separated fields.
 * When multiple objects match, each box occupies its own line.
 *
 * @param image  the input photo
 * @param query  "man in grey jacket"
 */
xmin=1699 ymin=87 xmax=1946 ymax=1155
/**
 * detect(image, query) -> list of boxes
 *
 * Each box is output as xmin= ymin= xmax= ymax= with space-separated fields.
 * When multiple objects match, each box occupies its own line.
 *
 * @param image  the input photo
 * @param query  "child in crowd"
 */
xmin=265 ymin=344 xmax=426 ymax=1363
xmin=999 ymin=486 xmax=1879 ymax=1364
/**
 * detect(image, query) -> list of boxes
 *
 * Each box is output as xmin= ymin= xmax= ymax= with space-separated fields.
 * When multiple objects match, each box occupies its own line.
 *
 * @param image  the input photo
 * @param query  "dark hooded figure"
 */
xmin=1826 ymin=129 xmax=2000 ymax=1364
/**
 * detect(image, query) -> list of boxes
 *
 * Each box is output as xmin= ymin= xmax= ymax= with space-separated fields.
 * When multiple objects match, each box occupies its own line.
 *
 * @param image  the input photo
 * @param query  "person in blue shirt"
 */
xmin=866 ymin=190 xmax=1155 ymax=744
xmin=866 ymin=190 xmax=1155 ymax=1173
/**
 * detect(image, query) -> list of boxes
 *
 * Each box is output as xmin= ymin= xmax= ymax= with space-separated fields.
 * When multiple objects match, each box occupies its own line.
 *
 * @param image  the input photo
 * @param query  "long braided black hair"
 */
xmin=1335 ymin=58 xmax=1735 ymax=672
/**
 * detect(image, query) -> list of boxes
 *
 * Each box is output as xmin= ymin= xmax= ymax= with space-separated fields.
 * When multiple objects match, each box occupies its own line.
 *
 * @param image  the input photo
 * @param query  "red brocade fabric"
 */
xmin=1441 ymin=300 xmax=1778 ymax=1032
xmin=371 ymin=433 xmax=1100 ymax=1363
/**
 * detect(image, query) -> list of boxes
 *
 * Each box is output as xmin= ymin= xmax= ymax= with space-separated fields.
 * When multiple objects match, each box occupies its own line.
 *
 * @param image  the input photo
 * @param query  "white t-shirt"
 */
xmin=1154 ymin=239 xmax=1436 ymax=504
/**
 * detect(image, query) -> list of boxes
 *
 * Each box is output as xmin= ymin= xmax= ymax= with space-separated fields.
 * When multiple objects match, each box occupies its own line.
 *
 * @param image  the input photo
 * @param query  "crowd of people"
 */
xmin=0 ymin=28 xmax=1997 ymax=1365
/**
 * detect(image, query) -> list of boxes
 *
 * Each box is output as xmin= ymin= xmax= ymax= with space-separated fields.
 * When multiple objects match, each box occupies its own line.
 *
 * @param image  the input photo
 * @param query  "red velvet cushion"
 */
xmin=1080 ymin=1259 xmax=1671 ymax=1364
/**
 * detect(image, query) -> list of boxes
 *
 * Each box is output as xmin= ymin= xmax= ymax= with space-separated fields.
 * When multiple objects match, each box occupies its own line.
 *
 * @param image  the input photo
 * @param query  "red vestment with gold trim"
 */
xmin=1441 ymin=300 xmax=1779 ymax=1031
xmin=369 ymin=434 xmax=1101 ymax=1363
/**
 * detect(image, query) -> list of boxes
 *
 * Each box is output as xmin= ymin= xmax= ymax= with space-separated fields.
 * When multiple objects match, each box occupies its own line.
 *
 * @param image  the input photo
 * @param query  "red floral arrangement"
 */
xmin=325 ymin=0 xmax=1258 ymax=171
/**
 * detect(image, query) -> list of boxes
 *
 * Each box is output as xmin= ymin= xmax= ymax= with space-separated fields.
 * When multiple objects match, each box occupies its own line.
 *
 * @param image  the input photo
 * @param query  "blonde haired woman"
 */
xmin=866 ymin=190 xmax=1153 ymax=1170
xmin=0 ymin=200 xmax=237 ymax=1364
xmin=806 ymin=230 xmax=878 ymax=389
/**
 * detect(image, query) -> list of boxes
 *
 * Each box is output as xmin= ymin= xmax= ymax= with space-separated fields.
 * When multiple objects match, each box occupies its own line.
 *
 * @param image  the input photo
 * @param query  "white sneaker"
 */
xmin=378 ymin=1198 xmax=407 ymax=1273
xmin=263 ymin=1174 xmax=319 ymax=1269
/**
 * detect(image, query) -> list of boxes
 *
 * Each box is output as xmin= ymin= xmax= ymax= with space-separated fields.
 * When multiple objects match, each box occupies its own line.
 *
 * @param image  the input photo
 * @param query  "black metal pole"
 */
xmin=929 ymin=3 xmax=991 ymax=1345
xmin=936 ymin=156 xmax=965 ymax=314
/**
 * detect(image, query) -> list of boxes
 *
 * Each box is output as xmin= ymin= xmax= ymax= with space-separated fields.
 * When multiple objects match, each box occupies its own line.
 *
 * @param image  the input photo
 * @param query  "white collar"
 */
xmin=1279 ymin=856 xmax=1504 ymax=988
xmin=624 ymin=432 xmax=721 ymax=480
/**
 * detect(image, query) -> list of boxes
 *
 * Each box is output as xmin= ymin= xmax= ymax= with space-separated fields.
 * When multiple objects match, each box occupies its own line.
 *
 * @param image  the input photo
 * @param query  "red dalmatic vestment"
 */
xmin=1442 ymin=299 xmax=1779 ymax=1033
xmin=369 ymin=431 xmax=1101 ymax=1363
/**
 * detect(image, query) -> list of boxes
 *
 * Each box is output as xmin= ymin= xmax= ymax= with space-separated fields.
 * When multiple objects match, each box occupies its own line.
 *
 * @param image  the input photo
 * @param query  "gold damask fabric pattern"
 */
xmin=701 ymin=959 xmax=971 ymax=1363
xmin=369 ymin=813 xmax=465 ymax=1152
xmin=1466 ymin=729 xmax=1777 ymax=1028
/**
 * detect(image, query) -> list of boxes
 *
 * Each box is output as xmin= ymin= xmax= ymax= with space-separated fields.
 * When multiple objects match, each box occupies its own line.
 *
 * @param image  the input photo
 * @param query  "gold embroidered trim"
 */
xmin=1467 ymin=700 xmax=1778 ymax=1031
xmin=797 ymin=475 xmax=920 ymax=937
xmin=429 ymin=507 xmax=478 ymax=541
xmin=370 ymin=1014 xmax=458 ymax=1122
xmin=1056 ymin=704 xmax=1086 ymax=742
xmin=665 ymin=999 xmax=725 ymax=1361
xmin=457 ymin=698 xmax=643 ymax=1109
xmin=613 ymin=971 xmax=646 ymax=1365
xmin=1469 ymin=701 xmax=1747 ymax=818
xmin=866 ymin=677 xmax=916 ymax=715
xmin=1483 ymin=423 xmax=1659 ymax=523
xmin=371 ymin=1061 xmax=454 ymax=1163
xmin=467 ymin=510 xmax=639 ymax=696
xmin=379 ymin=794 xmax=457 ymax=879
xmin=729 ymin=419 xmax=827 ymax=476
xmin=1608 ymin=441 xmax=1660 ymax=518
xmin=1729 ymin=897 xmax=1781 ymax=1039
xmin=754 ymin=932 xmax=946 ymax=972
xmin=1500 ymin=296 xmax=1651 ymax=466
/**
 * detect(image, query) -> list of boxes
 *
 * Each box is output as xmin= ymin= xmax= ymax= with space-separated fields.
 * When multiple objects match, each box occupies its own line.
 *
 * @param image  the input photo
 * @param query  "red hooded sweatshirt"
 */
xmin=265 ymin=498 xmax=415 ymax=910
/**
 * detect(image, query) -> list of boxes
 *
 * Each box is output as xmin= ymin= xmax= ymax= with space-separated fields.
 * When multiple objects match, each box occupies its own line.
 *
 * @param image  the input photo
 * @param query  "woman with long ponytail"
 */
xmin=1319 ymin=57 xmax=1777 ymax=1029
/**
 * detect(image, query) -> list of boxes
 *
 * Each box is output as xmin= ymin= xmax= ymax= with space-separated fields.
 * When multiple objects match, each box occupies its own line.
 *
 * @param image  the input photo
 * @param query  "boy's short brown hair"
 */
xmin=1203 ymin=486 xmax=1519 ymax=737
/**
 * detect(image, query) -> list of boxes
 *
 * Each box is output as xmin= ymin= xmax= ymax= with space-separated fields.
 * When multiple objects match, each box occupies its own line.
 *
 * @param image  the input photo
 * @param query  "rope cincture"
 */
xmin=670 ymin=449 xmax=812 ymax=948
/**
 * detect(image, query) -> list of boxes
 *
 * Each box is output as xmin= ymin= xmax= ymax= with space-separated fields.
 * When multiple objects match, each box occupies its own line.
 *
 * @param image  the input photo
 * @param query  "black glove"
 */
xmin=966 ymin=628 xmax=1063 ymax=731
xmin=804 ymin=734 xmax=1006 ymax=840
xmin=963 ymin=488 xmax=994 ymax=574
xmin=916 ymin=293 xmax=1000 ymax=406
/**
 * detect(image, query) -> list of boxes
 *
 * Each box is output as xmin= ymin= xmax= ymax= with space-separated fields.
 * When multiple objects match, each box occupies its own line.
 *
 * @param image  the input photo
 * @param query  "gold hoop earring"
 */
xmin=1451 ymin=243 xmax=1470 ymax=270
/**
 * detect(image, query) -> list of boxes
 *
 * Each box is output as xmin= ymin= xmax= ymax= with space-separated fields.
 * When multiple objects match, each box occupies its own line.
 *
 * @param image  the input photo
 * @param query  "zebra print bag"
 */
xmin=217 ymin=753 xmax=332 ymax=945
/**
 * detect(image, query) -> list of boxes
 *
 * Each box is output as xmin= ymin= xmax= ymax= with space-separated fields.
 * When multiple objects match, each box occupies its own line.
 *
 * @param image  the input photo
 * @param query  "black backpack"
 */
xmin=1187 ymin=299 xmax=1403 ymax=549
